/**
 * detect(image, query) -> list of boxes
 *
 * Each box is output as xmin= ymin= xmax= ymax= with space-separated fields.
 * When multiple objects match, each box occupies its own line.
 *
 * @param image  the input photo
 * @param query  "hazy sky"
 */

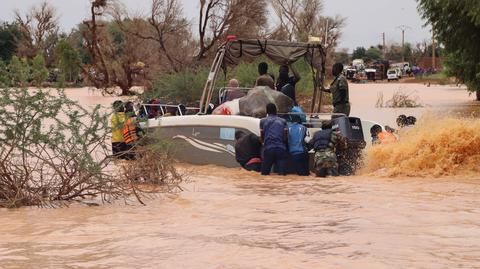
xmin=0 ymin=0 xmax=432 ymax=51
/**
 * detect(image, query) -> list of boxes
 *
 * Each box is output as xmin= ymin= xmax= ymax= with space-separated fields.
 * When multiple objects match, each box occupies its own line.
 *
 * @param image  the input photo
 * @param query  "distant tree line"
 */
xmin=0 ymin=0 xmax=346 ymax=96
xmin=332 ymin=42 xmax=444 ymax=66
xmin=418 ymin=0 xmax=480 ymax=100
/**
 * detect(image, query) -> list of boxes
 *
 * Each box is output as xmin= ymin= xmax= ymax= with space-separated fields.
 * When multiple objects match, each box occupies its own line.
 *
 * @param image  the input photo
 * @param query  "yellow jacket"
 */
xmin=111 ymin=112 xmax=126 ymax=143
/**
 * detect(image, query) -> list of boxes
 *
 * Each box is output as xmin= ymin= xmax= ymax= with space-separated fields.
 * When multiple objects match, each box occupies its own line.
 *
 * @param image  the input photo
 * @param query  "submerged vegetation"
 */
xmin=376 ymin=89 xmax=423 ymax=108
xmin=0 ymin=86 xmax=184 ymax=208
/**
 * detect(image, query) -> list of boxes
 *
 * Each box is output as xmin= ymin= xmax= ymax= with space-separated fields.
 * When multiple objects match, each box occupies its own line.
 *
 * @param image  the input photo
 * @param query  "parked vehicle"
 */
xmin=387 ymin=69 xmax=399 ymax=81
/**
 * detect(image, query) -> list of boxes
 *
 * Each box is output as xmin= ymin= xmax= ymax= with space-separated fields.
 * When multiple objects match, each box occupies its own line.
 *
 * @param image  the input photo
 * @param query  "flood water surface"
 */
xmin=1 ymin=167 xmax=480 ymax=268
xmin=1 ymin=84 xmax=480 ymax=268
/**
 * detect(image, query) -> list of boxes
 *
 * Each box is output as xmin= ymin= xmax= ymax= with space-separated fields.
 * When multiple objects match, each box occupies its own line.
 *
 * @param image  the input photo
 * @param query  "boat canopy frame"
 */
xmin=198 ymin=39 xmax=327 ymax=114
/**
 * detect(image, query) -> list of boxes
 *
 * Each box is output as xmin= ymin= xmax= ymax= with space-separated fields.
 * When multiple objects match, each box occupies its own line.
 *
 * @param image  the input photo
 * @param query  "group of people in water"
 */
xmin=109 ymin=60 xmax=417 ymax=177
xmin=235 ymin=102 xmax=344 ymax=177
xmin=370 ymin=114 xmax=417 ymax=145
xmin=230 ymin=62 xmax=352 ymax=177
xmin=110 ymin=100 xmax=143 ymax=160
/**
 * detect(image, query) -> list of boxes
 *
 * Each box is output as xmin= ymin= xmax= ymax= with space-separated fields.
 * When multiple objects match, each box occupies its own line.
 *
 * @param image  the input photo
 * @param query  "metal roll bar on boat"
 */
xmin=198 ymin=37 xmax=327 ymax=115
xmin=141 ymin=103 xmax=200 ymax=117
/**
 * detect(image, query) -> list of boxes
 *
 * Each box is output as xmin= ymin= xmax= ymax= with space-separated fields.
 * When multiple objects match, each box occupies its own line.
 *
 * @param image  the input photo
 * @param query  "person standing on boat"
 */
xmin=111 ymin=100 xmax=127 ymax=159
xmin=255 ymin=62 xmax=275 ymax=89
xmin=234 ymin=131 xmax=262 ymax=172
xmin=276 ymin=64 xmax=301 ymax=103
xmin=323 ymin=63 xmax=350 ymax=116
xmin=221 ymin=79 xmax=245 ymax=103
xmin=260 ymin=103 xmax=289 ymax=176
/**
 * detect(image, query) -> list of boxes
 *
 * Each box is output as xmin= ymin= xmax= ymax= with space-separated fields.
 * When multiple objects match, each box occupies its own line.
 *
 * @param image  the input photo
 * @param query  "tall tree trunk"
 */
xmin=476 ymin=90 xmax=480 ymax=101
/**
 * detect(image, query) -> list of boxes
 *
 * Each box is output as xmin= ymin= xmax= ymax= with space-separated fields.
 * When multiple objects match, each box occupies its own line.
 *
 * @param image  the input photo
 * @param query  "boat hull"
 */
xmin=142 ymin=115 xmax=260 ymax=167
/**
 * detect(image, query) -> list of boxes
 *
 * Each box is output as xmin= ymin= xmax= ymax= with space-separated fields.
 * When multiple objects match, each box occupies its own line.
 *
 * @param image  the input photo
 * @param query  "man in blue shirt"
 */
xmin=260 ymin=103 xmax=289 ymax=175
xmin=288 ymin=118 xmax=309 ymax=176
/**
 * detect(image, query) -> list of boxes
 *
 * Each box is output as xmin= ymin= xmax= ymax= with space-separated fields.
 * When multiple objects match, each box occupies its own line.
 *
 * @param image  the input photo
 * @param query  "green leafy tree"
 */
xmin=0 ymin=60 xmax=9 ymax=86
xmin=0 ymin=22 xmax=21 ymax=62
xmin=418 ymin=0 xmax=480 ymax=100
xmin=8 ymin=56 xmax=30 ymax=86
xmin=31 ymin=54 xmax=49 ymax=86
xmin=55 ymin=39 xmax=81 ymax=82
xmin=352 ymin=47 xmax=366 ymax=60
xmin=365 ymin=47 xmax=382 ymax=62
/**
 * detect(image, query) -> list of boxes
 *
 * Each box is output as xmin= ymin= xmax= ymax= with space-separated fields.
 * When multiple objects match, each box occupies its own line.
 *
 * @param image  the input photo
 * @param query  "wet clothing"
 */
xmin=330 ymin=74 xmax=350 ymax=116
xmin=260 ymin=115 xmax=288 ymax=151
xmin=311 ymin=129 xmax=334 ymax=151
xmin=235 ymin=133 xmax=262 ymax=168
xmin=261 ymin=147 xmax=289 ymax=175
xmin=288 ymin=122 xmax=309 ymax=176
xmin=111 ymin=112 xmax=126 ymax=143
xmin=288 ymin=123 xmax=307 ymax=155
xmin=244 ymin=158 xmax=262 ymax=172
xmin=111 ymin=112 xmax=127 ymax=159
xmin=112 ymin=142 xmax=127 ymax=158
xmin=260 ymin=115 xmax=288 ymax=175
xmin=255 ymin=75 xmax=275 ymax=89
xmin=291 ymin=152 xmax=310 ymax=176
xmin=310 ymin=129 xmax=340 ymax=177
xmin=314 ymin=150 xmax=338 ymax=176
xmin=123 ymin=117 xmax=140 ymax=145
xmin=378 ymin=132 xmax=397 ymax=144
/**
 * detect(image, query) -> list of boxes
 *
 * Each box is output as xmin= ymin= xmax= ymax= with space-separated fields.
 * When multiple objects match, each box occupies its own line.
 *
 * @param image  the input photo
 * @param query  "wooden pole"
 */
xmin=432 ymin=29 xmax=436 ymax=70
xmin=382 ymin=32 xmax=386 ymax=58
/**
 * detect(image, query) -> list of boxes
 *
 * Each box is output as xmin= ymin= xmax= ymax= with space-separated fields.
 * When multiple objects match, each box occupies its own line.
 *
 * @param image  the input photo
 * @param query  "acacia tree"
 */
xmin=80 ymin=0 xmax=147 ymax=95
xmin=14 ymin=1 xmax=59 ymax=67
xmin=418 ymin=0 xmax=480 ymax=100
xmin=196 ymin=0 xmax=268 ymax=61
xmin=115 ymin=0 xmax=192 ymax=73
xmin=270 ymin=0 xmax=345 ymax=49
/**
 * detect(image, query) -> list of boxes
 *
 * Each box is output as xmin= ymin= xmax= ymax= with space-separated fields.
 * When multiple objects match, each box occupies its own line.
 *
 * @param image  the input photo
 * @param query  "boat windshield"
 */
xmin=140 ymin=103 xmax=200 ymax=118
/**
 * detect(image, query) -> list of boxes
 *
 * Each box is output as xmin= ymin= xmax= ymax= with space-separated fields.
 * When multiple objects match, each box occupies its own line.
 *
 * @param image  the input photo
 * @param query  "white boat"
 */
xmin=140 ymin=38 xmax=369 ymax=173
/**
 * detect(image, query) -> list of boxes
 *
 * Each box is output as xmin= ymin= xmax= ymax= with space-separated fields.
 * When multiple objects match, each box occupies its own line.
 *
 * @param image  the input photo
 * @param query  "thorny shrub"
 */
xmin=376 ymin=89 xmax=423 ymax=108
xmin=0 ymin=87 xmax=183 ymax=208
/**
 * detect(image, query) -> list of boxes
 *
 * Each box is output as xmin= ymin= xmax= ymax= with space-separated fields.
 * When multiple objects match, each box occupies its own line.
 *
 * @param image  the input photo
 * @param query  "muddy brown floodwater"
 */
xmin=1 ymin=84 xmax=480 ymax=268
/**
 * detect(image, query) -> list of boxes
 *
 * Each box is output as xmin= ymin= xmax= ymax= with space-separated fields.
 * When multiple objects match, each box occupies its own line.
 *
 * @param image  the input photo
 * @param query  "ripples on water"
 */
xmin=363 ymin=115 xmax=480 ymax=177
xmin=1 ymin=166 xmax=480 ymax=268
xmin=1 ymin=86 xmax=480 ymax=268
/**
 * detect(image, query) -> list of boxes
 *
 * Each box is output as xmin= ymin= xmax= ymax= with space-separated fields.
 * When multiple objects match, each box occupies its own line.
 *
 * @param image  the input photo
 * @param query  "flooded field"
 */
xmin=1 ymin=83 xmax=479 ymax=268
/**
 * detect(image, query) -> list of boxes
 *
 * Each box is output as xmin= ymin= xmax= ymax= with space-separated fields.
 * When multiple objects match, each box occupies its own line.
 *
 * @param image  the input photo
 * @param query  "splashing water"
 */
xmin=362 ymin=115 xmax=480 ymax=177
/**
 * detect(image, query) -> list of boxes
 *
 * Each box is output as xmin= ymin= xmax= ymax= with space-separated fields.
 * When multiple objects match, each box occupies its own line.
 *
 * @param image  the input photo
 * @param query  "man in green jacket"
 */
xmin=323 ymin=62 xmax=350 ymax=116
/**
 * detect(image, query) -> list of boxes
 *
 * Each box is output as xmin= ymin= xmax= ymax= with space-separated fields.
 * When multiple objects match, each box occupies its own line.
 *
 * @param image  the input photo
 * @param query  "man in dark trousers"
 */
xmin=260 ymin=103 xmax=289 ymax=175
xmin=234 ymin=131 xmax=262 ymax=172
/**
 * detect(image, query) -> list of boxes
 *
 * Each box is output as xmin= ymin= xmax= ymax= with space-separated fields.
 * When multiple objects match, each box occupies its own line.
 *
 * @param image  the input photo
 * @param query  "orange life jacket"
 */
xmin=123 ymin=117 xmax=138 ymax=145
xmin=378 ymin=132 xmax=397 ymax=144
